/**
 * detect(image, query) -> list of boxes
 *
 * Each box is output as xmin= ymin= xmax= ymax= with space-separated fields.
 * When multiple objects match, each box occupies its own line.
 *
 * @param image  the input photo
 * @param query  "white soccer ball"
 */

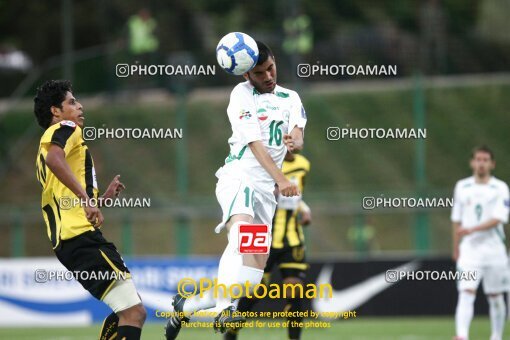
xmin=216 ymin=32 xmax=259 ymax=75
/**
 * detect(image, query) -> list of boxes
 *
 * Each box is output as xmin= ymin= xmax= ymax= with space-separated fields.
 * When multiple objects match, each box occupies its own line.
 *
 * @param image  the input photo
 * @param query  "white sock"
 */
xmin=488 ymin=294 xmax=505 ymax=340
xmin=215 ymin=223 xmax=244 ymax=311
xmin=182 ymin=224 xmax=243 ymax=314
xmin=222 ymin=265 xmax=263 ymax=311
xmin=455 ymin=291 xmax=476 ymax=339
xmin=236 ymin=265 xmax=264 ymax=296
xmin=214 ymin=223 xmax=265 ymax=311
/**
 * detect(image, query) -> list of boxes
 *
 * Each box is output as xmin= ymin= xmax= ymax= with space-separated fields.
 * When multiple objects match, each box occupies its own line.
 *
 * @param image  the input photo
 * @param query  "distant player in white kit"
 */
xmin=166 ymin=41 xmax=306 ymax=339
xmin=452 ymin=145 xmax=510 ymax=340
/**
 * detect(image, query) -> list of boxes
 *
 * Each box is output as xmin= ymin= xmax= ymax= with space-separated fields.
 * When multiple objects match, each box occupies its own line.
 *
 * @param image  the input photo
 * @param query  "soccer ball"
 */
xmin=216 ymin=32 xmax=259 ymax=75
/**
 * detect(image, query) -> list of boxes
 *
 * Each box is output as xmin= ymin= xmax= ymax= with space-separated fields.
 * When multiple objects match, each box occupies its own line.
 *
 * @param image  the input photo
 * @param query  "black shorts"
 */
xmin=55 ymin=229 xmax=131 ymax=300
xmin=264 ymin=245 xmax=308 ymax=281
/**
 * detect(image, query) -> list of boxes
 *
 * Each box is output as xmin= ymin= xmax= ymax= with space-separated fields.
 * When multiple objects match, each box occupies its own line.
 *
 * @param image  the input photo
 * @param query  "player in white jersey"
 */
xmin=166 ymin=41 xmax=306 ymax=339
xmin=452 ymin=146 xmax=510 ymax=340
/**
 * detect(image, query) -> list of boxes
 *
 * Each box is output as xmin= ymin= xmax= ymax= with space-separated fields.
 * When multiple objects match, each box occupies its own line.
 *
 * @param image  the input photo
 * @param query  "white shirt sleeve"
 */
xmin=492 ymin=183 xmax=510 ymax=223
xmin=451 ymin=182 xmax=462 ymax=223
xmin=288 ymin=92 xmax=307 ymax=134
xmin=227 ymin=86 xmax=262 ymax=144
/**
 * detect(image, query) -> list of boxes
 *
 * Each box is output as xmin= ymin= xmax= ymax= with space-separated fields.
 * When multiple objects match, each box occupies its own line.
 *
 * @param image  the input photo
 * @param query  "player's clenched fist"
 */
xmin=277 ymin=178 xmax=300 ymax=197
xmin=84 ymin=203 xmax=104 ymax=228
xmin=283 ymin=134 xmax=295 ymax=152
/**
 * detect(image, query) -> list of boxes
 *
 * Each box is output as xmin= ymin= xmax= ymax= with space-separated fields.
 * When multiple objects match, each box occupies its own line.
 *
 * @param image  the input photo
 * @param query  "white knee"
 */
xmin=227 ymin=221 xmax=247 ymax=251
xmin=459 ymin=290 xmax=476 ymax=304
xmin=102 ymin=279 xmax=142 ymax=313
xmin=488 ymin=294 xmax=505 ymax=307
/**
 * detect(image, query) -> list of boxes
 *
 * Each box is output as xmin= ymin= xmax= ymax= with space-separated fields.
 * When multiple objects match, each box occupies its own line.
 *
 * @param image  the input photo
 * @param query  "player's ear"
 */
xmin=242 ymin=72 xmax=249 ymax=81
xmin=50 ymin=105 xmax=61 ymax=118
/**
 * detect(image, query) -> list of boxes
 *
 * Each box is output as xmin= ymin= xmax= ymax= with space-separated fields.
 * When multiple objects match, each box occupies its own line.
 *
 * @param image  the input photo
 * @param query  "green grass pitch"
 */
xmin=0 ymin=317 xmax=508 ymax=339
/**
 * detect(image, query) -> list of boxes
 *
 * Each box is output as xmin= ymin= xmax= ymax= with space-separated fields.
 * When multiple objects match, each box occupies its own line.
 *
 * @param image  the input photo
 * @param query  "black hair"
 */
xmin=256 ymin=41 xmax=274 ymax=65
xmin=34 ymin=80 xmax=72 ymax=129
xmin=472 ymin=145 xmax=495 ymax=160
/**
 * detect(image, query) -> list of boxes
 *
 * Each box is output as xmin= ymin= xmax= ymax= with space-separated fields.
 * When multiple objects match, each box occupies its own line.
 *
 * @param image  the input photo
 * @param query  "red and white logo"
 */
xmin=238 ymin=224 xmax=270 ymax=254
xmin=256 ymin=108 xmax=268 ymax=121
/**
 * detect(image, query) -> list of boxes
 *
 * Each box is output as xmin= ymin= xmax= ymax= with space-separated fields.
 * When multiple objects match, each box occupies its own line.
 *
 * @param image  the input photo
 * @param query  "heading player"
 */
xmin=34 ymin=80 xmax=146 ymax=340
xmin=452 ymin=145 xmax=510 ymax=340
xmin=166 ymin=41 xmax=307 ymax=338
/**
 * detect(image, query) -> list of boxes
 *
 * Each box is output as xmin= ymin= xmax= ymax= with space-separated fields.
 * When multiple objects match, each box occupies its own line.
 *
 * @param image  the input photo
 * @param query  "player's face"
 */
xmin=52 ymin=91 xmax=85 ymax=127
xmin=245 ymin=56 xmax=277 ymax=93
xmin=470 ymin=151 xmax=495 ymax=177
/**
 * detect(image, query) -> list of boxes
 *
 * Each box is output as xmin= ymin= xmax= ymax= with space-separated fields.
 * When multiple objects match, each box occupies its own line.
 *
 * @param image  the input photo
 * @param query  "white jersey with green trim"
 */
xmin=215 ymin=81 xmax=307 ymax=192
xmin=451 ymin=176 xmax=510 ymax=266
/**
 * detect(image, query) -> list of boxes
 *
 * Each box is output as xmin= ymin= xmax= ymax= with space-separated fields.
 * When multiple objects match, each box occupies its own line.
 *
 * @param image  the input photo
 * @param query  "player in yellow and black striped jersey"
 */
xmin=36 ymin=120 xmax=100 ymax=249
xmin=228 ymin=151 xmax=311 ymax=340
xmin=34 ymin=80 xmax=146 ymax=340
